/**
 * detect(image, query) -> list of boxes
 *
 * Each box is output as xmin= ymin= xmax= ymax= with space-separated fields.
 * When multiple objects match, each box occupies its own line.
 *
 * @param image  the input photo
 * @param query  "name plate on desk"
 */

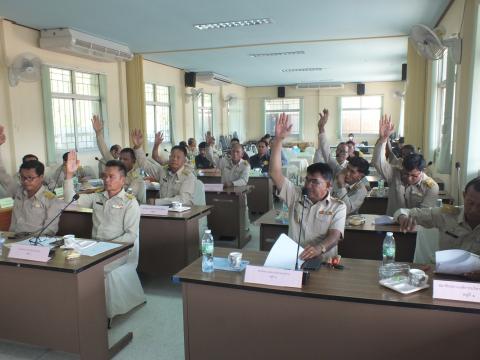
xmin=8 ymin=244 xmax=50 ymax=262
xmin=140 ymin=205 xmax=169 ymax=216
xmin=204 ymin=183 xmax=224 ymax=192
xmin=244 ymin=265 xmax=303 ymax=288
xmin=433 ymin=280 xmax=480 ymax=303
xmin=0 ymin=197 xmax=14 ymax=208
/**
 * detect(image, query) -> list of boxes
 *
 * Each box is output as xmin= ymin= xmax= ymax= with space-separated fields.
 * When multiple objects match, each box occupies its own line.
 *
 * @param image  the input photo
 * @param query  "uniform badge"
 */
xmin=112 ymin=204 xmax=124 ymax=209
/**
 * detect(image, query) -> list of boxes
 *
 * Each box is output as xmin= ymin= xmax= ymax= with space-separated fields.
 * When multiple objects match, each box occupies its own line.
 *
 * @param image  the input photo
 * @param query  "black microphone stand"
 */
xmin=295 ymin=193 xmax=307 ymax=271
xmin=30 ymin=193 xmax=80 ymax=246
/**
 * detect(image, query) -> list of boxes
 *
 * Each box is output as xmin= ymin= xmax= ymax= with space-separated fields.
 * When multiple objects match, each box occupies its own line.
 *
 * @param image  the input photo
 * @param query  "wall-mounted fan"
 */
xmin=8 ymin=53 xmax=42 ymax=87
xmin=409 ymin=24 xmax=462 ymax=64
xmin=185 ymin=88 xmax=204 ymax=102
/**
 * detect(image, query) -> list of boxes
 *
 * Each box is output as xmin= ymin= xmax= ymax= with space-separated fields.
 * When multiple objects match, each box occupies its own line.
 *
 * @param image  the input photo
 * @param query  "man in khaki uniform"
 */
xmin=394 ymin=177 xmax=480 ymax=277
xmin=218 ymin=143 xmax=250 ymax=187
xmin=270 ymin=114 xmax=347 ymax=262
xmin=333 ymin=156 xmax=371 ymax=215
xmin=46 ymin=151 xmax=92 ymax=190
xmin=131 ymin=129 xmax=195 ymax=205
xmin=0 ymin=126 xmax=64 ymax=235
xmin=313 ymin=109 xmax=349 ymax=175
xmin=91 ymin=115 xmax=146 ymax=203
xmin=64 ymin=152 xmax=145 ymax=319
xmin=373 ymin=115 xmax=439 ymax=216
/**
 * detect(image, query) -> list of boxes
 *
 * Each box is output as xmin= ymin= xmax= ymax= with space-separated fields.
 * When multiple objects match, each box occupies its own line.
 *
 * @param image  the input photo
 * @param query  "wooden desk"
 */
xmin=205 ymin=186 xmax=253 ymax=248
xmin=58 ymin=205 xmax=212 ymax=275
xmin=198 ymin=172 xmax=273 ymax=214
xmin=341 ymin=214 xmax=416 ymax=262
xmin=256 ymin=211 xmax=416 ymax=261
xmin=176 ymin=249 xmax=480 ymax=360
xmin=359 ymin=190 xmax=455 ymax=215
xmin=0 ymin=241 xmax=133 ymax=359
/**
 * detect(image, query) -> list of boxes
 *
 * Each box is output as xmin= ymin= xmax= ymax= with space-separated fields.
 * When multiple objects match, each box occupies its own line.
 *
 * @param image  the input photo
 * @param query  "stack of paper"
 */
xmin=264 ymin=233 xmax=304 ymax=270
xmin=436 ymin=249 xmax=480 ymax=275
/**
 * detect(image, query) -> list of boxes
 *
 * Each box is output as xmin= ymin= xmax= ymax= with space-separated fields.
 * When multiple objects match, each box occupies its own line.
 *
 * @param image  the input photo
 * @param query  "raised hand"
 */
xmin=318 ymin=108 xmax=329 ymax=132
xmin=154 ymin=131 xmax=164 ymax=147
xmin=91 ymin=115 xmax=103 ymax=134
xmin=66 ymin=150 xmax=80 ymax=179
xmin=205 ymin=132 xmax=213 ymax=145
xmin=379 ymin=114 xmax=394 ymax=142
xmin=0 ymin=125 xmax=6 ymax=146
xmin=275 ymin=113 xmax=292 ymax=140
xmin=131 ymin=129 xmax=143 ymax=149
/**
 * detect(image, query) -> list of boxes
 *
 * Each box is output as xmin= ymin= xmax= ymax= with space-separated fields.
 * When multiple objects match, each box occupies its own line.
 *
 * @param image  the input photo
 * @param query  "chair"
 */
xmin=193 ymin=179 xmax=208 ymax=240
xmin=104 ymin=235 xmax=146 ymax=321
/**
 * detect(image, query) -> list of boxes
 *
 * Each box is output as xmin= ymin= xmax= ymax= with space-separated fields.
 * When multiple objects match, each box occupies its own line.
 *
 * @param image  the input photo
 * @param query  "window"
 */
xmin=197 ymin=93 xmax=213 ymax=136
xmin=227 ymin=98 xmax=244 ymax=140
xmin=46 ymin=67 xmax=101 ymax=156
xmin=340 ymin=95 xmax=383 ymax=135
xmin=145 ymin=83 xmax=172 ymax=144
xmin=264 ymin=98 xmax=302 ymax=136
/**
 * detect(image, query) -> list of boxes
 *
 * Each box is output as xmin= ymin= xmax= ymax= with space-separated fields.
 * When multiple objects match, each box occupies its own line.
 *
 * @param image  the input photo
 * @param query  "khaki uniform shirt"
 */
xmin=313 ymin=133 xmax=348 ymax=176
xmin=278 ymin=179 xmax=347 ymax=260
xmin=333 ymin=179 xmax=368 ymax=215
xmin=10 ymin=185 xmax=64 ymax=236
xmin=47 ymin=165 xmax=90 ymax=190
xmin=394 ymin=206 xmax=480 ymax=255
xmin=0 ymin=152 xmax=64 ymax=235
xmin=64 ymin=178 xmax=140 ymax=244
xmin=373 ymin=141 xmax=439 ymax=215
xmin=155 ymin=165 xmax=196 ymax=206
xmin=219 ymin=158 xmax=250 ymax=186
xmin=125 ymin=166 xmax=146 ymax=204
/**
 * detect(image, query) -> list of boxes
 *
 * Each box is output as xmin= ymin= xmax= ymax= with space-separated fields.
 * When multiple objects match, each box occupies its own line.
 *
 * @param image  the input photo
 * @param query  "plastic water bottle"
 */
xmin=382 ymin=232 xmax=396 ymax=264
xmin=280 ymin=202 xmax=289 ymax=225
xmin=0 ymin=233 xmax=5 ymax=256
xmin=201 ymin=230 xmax=214 ymax=273
xmin=377 ymin=179 xmax=385 ymax=197
xmin=436 ymin=198 xmax=443 ymax=208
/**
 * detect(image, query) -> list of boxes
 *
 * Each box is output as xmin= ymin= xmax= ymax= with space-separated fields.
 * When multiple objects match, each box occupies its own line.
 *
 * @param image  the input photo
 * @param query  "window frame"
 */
xmin=197 ymin=92 xmax=214 ymax=136
xmin=263 ymin=97 xmax=304 ymax=139
xmin=144 ymin=82 xmax=173 ymax=145
xmin=339 ymin=95 xmax=384 ymax=136
xmin=42 ymin=65 xmax=107 ymax=165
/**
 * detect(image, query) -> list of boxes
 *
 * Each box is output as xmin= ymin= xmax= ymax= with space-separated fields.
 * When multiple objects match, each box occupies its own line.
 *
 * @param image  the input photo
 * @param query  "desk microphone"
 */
xmin=455 ymin=161 xmax=461 ymax=205
xmin=95 ymin=157 xmax=106 ymax=165
xmin=48 ymin=167 xmax=64 ymax=193
xmin=30 ymin=193 xmax=80 ymax=246
xmin=295 ymin=188 xmax=308 ymax=271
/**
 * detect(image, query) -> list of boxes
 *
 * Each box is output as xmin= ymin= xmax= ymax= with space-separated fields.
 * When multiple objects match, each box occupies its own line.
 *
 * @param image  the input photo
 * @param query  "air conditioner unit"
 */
xmin=296 ymin=82 xmax=344 ymax=90
xmin=39 ymin=28 xmax=133 ymax=62
xmin=196 ymin=72 xmax=232 ymax=86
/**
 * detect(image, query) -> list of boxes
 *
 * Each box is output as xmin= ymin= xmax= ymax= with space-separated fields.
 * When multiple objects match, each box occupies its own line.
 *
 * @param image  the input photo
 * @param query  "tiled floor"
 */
xmin=0 ymin=212 xmax=264 ymax=360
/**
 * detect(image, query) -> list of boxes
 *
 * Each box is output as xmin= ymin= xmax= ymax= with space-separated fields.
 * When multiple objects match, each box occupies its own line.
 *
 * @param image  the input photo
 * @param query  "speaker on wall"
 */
xmin=402 ymin=63 xmax=407 ymax=81
xmin=185 ymin=72 xmax=196 ymax=88
xmin=278 ymin=86 xmax=286 ymax=98
xmin=357 ymin=83 xmax=365 ymax=96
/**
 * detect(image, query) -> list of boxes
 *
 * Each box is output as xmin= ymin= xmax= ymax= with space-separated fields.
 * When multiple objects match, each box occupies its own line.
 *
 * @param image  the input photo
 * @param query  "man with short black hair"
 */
xmin=270 ymin=113 xmax=346 ymax=261
xmin=118 ymin=147 xmax=146 ymax=204
xmin=373 ymin=115 xmax=439 ymax=215
xmin=394 ymin=177 xmax=480 ymax=272
xmin=47 ymin=151 xmax=91 ymax=190
xmin=187 ymin=138 xmax=198 ymax=161
xmin=0 ymin=126 xmax=64 ymax=235
xmin=230 ymin=138 xmax=249 ymax=161
xmin=131 ymin=129 xmax=195 ymax=205
xmin=22 ymin=154 xmax=38 ymax=163
xmin=333 ymin=156 xmax=370 ymax=215
xmin=249 ymin=140 xmax=270 ymax=173
xmin=195 ymin=142 xmax=215 ymax=169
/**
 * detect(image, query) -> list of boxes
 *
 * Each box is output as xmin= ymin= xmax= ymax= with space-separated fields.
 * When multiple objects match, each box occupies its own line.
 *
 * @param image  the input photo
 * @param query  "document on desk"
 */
xmin=374 ymin=215 xmax=395 ymax=225
xmin=78 ymin=242 xmax=122 ymax=257
xmin=204 ymin=183 xmax=224 ymax=192
xmin=264 ymin=233 xmax=304 ymax=270
xmin=140 ymin=205 xmax=169 ymax=216
xmin=436 ymin=249 xmax=480 ymax=275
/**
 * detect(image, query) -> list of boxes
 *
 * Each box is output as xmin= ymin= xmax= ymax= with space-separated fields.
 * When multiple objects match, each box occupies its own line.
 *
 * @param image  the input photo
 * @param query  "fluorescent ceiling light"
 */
xmin=249 ymin=51 xmax=305 ymax=58
xmin=194 ymin=18 xmax=273 ymax=30
xmin=281 ymin=67 xmax=323 ymax=72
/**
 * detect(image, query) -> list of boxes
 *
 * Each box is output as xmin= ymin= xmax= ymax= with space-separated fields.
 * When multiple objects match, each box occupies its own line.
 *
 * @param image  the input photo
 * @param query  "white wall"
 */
xmin=246 ymin=81 xmax=404 ymax=146
xmin=0 ymin=19 xmax=128 ymax=175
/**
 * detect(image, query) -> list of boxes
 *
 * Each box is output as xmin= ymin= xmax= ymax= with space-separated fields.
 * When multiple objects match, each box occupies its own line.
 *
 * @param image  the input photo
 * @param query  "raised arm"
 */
xmin=92 ymin=115 xmax=114 ymax=161
xmin=372 ymin=115 xmax=395 ymax=181
xmin=313 ymin=109 xmax=330 ymax=163
xmin=151 ymin=131 xmax=168 ymax=165
xmin=269 ymin=113 xmax=292 ymax=190
xmin=0 ymin=126 xmax=17 ymax=196
xmin=132 ymin=129 xmax=163 ymax=179
xmin=63 ymin=150 xmax=94 ymax=208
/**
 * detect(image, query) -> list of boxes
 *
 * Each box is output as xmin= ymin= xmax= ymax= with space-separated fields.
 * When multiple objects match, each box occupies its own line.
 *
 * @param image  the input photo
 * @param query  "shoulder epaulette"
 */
xmin=424 ymin=177 xmax=436 ymax=189
xmin=126 ymin=193 xmax=136 ymax=200
xmin=441 ymin=204 xmax=460 ymax=215
xmin=43 ymin=190 xmax=56 ymax=200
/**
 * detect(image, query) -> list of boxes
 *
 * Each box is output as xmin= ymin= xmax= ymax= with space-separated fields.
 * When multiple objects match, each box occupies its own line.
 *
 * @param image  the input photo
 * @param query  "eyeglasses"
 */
xmin=304 ymin=177 xmax=327 ymax=186
xmin=19 ymin=175 xmax=40 ymax=182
